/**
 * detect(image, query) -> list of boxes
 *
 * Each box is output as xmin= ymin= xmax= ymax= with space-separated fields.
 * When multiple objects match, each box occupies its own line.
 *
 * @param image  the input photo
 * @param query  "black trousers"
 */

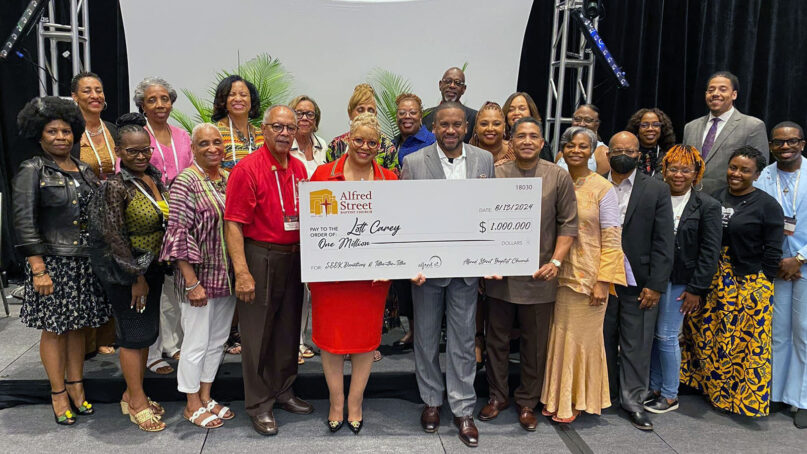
xmin=104 ymin=266 xmax=164 ymax=350
xmin=603 ymin=289 xmax=659 ymax=412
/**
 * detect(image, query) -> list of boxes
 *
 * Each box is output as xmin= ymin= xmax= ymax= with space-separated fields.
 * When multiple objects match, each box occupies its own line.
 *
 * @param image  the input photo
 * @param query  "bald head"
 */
xmin=608 ymin=131 xmax=640 ymax=150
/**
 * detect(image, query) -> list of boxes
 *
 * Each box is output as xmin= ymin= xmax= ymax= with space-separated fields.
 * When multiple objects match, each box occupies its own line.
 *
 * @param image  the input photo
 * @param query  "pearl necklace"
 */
xmin=86 ymin=124 xmax=104 ymax=137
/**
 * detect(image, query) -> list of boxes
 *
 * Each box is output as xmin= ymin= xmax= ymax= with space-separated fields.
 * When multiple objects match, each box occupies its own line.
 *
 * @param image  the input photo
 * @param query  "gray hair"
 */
xmin=560 ymin=126 xmax=597 ymax=150
xmin=262 ymin=104 xmax=297 ymax=124
xmin=190 ymin=122 xmax=222 ymax=143
xmin=133 ymin=76 xmax=178 ymax=112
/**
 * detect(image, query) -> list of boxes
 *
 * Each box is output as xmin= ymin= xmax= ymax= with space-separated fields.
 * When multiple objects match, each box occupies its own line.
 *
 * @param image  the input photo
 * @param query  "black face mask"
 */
xmin=609 ymin=154 xmax=638 ymax=174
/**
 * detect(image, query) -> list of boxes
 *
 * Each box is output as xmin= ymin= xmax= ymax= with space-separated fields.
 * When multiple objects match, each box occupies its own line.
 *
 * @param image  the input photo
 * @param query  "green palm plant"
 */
xmin=171 ymin=53 xmax=294 ymax=134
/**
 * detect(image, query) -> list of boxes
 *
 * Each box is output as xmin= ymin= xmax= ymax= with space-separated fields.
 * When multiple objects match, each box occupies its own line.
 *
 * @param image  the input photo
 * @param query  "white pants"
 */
xmin=147 ymin=275 xmax=183 ymax=365
xmin=177 ymin=295 xmax=236 ymax=393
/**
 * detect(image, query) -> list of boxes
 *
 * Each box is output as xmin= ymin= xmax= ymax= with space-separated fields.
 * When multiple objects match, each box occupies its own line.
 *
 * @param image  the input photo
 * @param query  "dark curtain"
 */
xmin=0 ymin=0 xmax=128 ymax=275
xmin=518 ymin=0 xmax=807 ymax=145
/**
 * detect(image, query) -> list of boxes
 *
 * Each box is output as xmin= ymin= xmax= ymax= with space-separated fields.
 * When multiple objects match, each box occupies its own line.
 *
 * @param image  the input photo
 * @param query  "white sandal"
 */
xmin=147 ymin=359 xmax=174 ymax=375
xmin=186 ymin=406 xmax=221 ymax=429
xmin=204 ymin=399 xmax=234 ymax=420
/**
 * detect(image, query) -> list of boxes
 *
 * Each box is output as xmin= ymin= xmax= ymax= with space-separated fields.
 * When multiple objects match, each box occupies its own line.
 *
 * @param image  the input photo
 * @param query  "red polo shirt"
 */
xmin=224 ymin=144 xmax=308 ymax=244
xmin=310 ymin=154 xmax=398 ymax=182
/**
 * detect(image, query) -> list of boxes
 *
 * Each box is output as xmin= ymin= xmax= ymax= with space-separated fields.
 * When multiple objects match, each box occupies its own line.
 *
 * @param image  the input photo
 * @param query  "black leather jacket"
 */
xmin=12 ymin=154 xmax=100 ymax=257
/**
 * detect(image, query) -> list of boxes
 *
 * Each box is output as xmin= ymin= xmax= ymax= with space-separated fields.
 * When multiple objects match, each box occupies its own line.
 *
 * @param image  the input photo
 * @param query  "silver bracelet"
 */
xmin=184 ymin=281 xmax=201 ymax=293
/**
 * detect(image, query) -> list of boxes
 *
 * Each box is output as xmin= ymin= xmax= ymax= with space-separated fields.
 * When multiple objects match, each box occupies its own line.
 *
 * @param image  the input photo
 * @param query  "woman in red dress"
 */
xmin=309 ymin=113 xmax=397 ymax=434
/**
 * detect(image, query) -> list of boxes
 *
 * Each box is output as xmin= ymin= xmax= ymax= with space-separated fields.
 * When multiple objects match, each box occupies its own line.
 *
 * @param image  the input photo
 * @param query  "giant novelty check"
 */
xmin=299 ymin=178 xmax=541 ymax=282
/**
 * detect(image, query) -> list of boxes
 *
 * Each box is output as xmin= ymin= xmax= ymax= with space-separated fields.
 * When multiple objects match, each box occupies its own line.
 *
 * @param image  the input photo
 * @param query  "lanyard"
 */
xmin=84 ymin=126 xmax=114 ymax=173
xmin=229 ymin=116 xmax=253 ymax=164
xmin=274 ymin=169 xmax=298 ymax=216
xmin=146 ymin=121 xmax=178 ymax=181
xmin=132 ymin=178 xmax=165 ymax=216
xmin=192 ymin=161 xmax=226 ymax=208
xmin=776 ymin=168 xmax=801 ymax=215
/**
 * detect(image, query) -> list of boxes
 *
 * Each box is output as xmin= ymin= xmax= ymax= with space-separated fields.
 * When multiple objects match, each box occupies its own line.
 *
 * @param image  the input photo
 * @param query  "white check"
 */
xmin=299 ymin=178 xmax=541 ymax=282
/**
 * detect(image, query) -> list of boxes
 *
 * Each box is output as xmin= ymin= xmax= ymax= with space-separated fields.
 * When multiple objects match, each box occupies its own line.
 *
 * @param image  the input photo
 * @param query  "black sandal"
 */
xmin=51 ymin=389 xmax=76 ymax=426
xmin=65 ymin=380 xmax=94 ymax=415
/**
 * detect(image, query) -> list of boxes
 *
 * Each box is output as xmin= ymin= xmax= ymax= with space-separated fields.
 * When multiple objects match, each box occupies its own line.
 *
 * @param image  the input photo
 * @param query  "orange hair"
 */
xmin=661 ymin=144 xmax=706 ymax=185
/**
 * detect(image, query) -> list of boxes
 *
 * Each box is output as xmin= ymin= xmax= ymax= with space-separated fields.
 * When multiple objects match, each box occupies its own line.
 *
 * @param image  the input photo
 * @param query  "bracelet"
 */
xmin=184 ymin=281 xmax=201 ymax=293
xmin=32 ymin=270 xmax=48 ymax=277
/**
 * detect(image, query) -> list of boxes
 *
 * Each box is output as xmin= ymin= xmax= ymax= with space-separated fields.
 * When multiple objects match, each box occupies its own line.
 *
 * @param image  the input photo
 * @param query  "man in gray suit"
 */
xmin=401 ymin=102 xmax=494 ymax=448
xmin=683 ymin=71 xmax=768 ymax=195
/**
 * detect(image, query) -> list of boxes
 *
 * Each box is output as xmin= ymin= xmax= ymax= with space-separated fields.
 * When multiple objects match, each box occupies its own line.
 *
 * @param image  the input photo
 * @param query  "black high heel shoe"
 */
xmin=327 ymin=419 xmax=344 ymax=433
xmin=51 ymin=389 xmax=76 ymax=426
xmin=348 ymin=419 xmax=363 ymax=435
xmin=65 ymin=380 xmax=95 ymax=415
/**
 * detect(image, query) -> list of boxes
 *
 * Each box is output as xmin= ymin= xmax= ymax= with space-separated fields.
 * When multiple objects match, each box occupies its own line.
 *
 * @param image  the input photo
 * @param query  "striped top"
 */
xmin=216 ymin=118 xmax=265 ymax=170
xmin=159 ymin=167 xmax=233 ymax=298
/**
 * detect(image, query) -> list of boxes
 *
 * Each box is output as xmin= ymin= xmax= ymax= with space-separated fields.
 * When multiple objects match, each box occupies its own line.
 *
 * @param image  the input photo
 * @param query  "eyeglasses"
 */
xmin=666 ymin=167 xmax=695 ymax=175
xmin=609 ymin=148 xmax=639 ymax=156
xmin=440 ymin=78 xmax=466 ymax=87
xmin=572 ymin=116 xmax=599 ymax=124
xmin=771 ymin=138 xmax=805 ymax=148
xmin=639 ymin=121 xmax=662 ymax=129
xmin=351 ymin=137 xmax=380 ymax=149
xmin=397 ymin=109 xmax=420 ymax=118
xmin=264 ymin=123 xmax=298 ymax=134
xmin=123 ymin=146 xmax=154 ymax=157
xmin=295 ymin=110 xmax=316 ymax=120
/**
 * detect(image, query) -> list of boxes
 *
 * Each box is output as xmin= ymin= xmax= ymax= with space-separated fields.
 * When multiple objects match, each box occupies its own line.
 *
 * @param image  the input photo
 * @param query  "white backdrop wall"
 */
xmin=120 ymin=0 xmax=533 ymax=141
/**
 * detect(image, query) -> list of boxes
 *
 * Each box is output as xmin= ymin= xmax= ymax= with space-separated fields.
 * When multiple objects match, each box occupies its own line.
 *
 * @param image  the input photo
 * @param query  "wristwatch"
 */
xmin=797 ymin=253 xmax=807 ymax=265
xmin=550 ymin=259 xmax=562 ymax=268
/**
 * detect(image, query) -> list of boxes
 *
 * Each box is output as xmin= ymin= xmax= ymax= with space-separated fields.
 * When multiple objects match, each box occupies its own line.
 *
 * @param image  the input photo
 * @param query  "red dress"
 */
xmin=308 ymin=155 xmax=397 ymax=354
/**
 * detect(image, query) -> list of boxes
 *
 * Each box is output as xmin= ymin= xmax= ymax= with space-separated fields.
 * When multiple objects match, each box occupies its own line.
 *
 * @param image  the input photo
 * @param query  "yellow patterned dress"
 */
xmin=541 ymin=172 xmax=627 ymax=419
xmin=680 ymin=247 xmax=774 ymax=416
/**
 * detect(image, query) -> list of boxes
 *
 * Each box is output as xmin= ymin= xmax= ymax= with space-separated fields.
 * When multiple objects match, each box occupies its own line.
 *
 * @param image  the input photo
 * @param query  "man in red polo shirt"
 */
xmin=224 ymin=105 xmax=312 ymax=435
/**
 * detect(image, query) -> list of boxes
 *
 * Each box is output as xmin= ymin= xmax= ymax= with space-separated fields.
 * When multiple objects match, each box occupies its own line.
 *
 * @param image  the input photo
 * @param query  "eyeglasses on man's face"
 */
xmin=264 ymin=123 xmax=298 ymax=134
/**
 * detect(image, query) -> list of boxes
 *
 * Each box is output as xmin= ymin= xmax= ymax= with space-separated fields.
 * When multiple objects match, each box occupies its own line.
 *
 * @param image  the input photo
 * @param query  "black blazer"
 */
xmin=669 ymin=190 xmax=722 ymax=296
xmin=617 ymin=171 xmax=675 ymax=294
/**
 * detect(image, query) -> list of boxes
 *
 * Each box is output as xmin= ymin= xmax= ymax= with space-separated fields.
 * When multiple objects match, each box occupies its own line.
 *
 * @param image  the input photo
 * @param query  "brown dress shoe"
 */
xmin=421 ymin=406 xmax=441 ymax=433
xmin=518 ymin=406 xmax=538 ymax=431
xmin=453 ymin=416 xmax=479 ymax=447
xmin=251 ymin=411 xmax=278 ymax=436
xmin=478 ymin=397 xmax=509 ymax=421
xmin=277 ymin=395 xmax=314 ymax=415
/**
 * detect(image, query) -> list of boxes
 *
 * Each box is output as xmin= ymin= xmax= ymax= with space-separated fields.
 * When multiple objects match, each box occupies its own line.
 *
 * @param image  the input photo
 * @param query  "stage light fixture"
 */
xmin=583 ymin=0 xmax=602 ymax=20
xmin=571 ymin=7 xmax=628 ymax=89
xmin=0 ymin=0 xmax=49 ymax=60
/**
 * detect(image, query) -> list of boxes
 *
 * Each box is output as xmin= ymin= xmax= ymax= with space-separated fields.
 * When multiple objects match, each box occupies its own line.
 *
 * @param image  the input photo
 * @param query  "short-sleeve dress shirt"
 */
xmin=224 ymin=145 xmax=308 ymax=244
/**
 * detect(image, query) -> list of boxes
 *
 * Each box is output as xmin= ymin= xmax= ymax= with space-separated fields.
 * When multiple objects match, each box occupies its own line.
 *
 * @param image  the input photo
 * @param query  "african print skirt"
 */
xmin=680 ymin=247 xmax=773 ymax=417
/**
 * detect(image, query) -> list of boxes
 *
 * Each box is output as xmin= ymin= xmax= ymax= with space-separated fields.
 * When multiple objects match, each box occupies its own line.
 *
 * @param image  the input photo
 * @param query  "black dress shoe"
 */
xmin=278 ymin=395 xmax=314 ymax=415
xmin=327 ymin=419 xmax=344 ymax=433
xmin=421 ymin=406 xmax=440 ymax=433
xmin=794 ymin=408 xmax=807 ymax=429
xmin=628 ymin=410 xmax=653 ymax=431
xmin=251 ymin=411 xmax=278 ymax=436
xmin=348 ymin=419 xmax=363 ymax=434
xmin=392 ymin=340 xmax=414 ymax=351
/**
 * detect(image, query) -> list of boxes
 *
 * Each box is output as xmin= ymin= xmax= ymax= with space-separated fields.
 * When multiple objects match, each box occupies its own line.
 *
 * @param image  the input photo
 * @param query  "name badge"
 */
xmin=284 ymin=215 xmax=300 ymax=231
xmin=784 ymin=215 xmax=797 ymax=236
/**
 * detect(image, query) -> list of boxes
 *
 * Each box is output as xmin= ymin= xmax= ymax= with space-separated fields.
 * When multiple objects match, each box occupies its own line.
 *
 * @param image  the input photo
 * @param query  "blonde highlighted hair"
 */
xmin=349 ymin=112 xmax=381 ymax=138
xmin=347 ymin=83 xmax=376 ymax=115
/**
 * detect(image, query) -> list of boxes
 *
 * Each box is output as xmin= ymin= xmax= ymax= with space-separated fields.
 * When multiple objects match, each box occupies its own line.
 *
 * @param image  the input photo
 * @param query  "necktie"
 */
xmin=701 ymin=118 xmax=721 ymax=159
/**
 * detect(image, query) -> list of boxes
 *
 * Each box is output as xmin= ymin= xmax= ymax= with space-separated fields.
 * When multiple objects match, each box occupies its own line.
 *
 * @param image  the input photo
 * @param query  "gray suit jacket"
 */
xmin=682 ymin=108 xmax=768 ymax=195
xmin=401 ymin=142 xmax=495 ymax=286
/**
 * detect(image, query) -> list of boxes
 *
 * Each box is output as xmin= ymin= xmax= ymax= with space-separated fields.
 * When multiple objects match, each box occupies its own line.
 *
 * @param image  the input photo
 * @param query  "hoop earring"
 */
xmin=693 ymin=181 xmax=703 ymax=192
xmin=103 ymin=102 xmax=108 ymax=111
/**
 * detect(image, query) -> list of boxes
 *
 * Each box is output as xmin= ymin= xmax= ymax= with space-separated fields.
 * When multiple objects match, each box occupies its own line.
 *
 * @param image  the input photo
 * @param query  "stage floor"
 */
xmin=0 ymin=289 xmax=803 ymax=453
